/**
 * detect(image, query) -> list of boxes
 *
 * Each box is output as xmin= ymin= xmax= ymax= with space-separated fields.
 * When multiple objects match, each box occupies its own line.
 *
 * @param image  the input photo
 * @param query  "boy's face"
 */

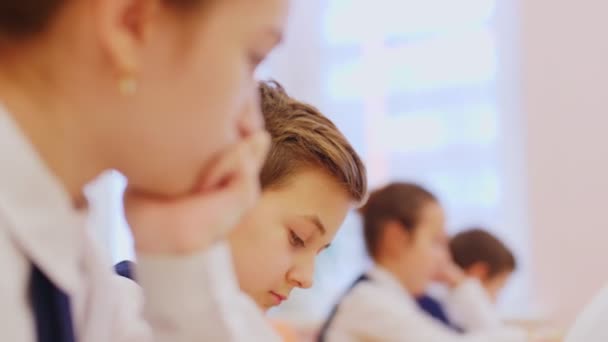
xmin=394 ymin=202 xmax=447 ymax=295
xmin=228 ymin=169 xmax=353 ymax=310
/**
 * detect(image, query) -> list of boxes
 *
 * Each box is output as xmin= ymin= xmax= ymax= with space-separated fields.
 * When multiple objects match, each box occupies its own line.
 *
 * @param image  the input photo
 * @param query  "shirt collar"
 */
xmin=0 ymin=105 xmax=86 ymax=293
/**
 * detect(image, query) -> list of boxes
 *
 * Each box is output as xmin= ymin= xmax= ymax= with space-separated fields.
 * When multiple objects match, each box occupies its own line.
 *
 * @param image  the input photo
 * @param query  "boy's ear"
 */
xmin=466 ymin=261 xmax=490 ymax=282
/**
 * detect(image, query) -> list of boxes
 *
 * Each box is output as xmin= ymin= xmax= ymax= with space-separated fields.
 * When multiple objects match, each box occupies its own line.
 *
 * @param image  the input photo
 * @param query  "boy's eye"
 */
xmin=289 ymin=230 xmax=306 ymax=248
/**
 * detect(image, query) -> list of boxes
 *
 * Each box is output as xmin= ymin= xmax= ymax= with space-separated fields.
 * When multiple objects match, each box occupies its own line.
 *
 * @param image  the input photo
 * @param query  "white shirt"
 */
xmin=565 ymin=285 xmax=608 ymax=342
xmin=325 ymin=266 xmax=528 ymax=342
xmin=0 ymin=106 xmax=280 ymax=341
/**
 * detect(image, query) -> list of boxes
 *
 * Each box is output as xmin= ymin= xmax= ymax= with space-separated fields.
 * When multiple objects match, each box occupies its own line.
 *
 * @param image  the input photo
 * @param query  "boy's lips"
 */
xmin=269 ymin=291 xmax=287 ymax=305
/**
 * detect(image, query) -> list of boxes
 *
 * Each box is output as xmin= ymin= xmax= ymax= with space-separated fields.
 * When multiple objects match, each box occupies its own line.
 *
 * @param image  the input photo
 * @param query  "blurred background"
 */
xmin=86 ymin=0 xmax=608 ymax=337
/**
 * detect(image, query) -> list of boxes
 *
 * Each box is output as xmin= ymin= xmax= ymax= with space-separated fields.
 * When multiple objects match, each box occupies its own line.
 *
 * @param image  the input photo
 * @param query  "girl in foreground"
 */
xmin=0 ymin=0 xmax=288 ymax=340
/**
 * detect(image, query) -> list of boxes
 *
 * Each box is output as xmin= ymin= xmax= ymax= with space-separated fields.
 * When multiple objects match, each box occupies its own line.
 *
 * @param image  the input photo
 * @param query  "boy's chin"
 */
xmin=254 ymin=296 xmax=275 ymax=312
xmin=260 ymin=302 xmax=276 ymax=312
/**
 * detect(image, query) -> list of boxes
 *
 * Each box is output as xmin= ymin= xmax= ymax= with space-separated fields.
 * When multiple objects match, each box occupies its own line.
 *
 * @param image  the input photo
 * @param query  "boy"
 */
xmin=418 ymin=228 xmax=517 ymax=331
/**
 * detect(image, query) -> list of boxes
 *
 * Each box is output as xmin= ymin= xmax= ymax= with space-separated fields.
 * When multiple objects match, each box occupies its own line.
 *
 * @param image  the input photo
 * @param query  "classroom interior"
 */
xmin=79 ymin=0 xmax=608 ymax=341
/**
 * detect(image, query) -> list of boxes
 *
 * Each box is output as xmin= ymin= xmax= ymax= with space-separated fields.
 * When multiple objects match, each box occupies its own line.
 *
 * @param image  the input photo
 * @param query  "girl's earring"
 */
xmin=119 ymin=76 xmax=138 ymax=96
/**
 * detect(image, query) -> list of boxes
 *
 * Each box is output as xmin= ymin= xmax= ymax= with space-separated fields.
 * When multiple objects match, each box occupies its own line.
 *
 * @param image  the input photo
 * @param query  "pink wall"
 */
xmin=521 ymin=0 xmax=608 ymax=327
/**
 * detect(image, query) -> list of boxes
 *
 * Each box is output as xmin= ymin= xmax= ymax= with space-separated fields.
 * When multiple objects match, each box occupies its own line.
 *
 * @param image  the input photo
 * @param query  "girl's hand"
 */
xmin=125 ymin=131 xmax=270 ymax=255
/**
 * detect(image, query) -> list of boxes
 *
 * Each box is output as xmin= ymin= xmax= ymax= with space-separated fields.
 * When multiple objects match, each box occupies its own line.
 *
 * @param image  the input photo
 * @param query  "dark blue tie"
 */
xmin=114 ymin=260 xmax=136 ymax=281
xmin=417 ymin=295 xmax=465 ymax=333
xmin=317 ymin=274 xmax=370 ymax=342
xmin=30 ymin=265 xmax=76 ymax=342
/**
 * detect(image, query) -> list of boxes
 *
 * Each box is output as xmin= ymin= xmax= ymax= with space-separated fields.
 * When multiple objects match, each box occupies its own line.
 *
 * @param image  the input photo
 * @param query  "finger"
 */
xmin=200 ymin=131 xmax=269 ymax=191
xmin=199 ymin=137 xmax=253 ymax=191
xmin=128 ymin=181 xmax=257 ymax=251
xmin=237 ymin=85 xmax=264 ymax=138
xmin=249 ymin=131 xmax=271 ymax=171
xmin=179 ymin=178 xmax=261 ymax=240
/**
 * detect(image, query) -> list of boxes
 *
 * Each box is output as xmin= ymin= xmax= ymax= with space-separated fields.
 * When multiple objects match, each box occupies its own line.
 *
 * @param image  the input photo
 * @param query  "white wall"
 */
xmin=521 ymin=0 xmax=608 ymax=327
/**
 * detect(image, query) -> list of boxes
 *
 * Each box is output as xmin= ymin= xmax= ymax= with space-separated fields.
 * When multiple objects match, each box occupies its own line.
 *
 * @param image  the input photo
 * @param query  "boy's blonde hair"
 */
xmin=259 ymin=81 xmax=367 ymax=202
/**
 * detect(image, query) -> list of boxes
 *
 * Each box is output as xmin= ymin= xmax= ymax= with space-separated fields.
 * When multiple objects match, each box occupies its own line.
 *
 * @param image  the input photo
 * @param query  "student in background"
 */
xmin=0 ymin=0 xmax=289 ymax=341
xmin=450 ymin=228 xmax=517 ymax=303
xmin=319 ymin=183 xmax=528 ymax=342
xmin=227 ymin=81 xmax=367 ymax=311
xmin=418 ymin=228 xmax=517 ymax=331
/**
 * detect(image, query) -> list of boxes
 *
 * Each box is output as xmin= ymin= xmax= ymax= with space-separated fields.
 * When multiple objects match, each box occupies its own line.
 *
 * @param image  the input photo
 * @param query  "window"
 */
xmin=264 ymin=0 xmax=529 ymax=322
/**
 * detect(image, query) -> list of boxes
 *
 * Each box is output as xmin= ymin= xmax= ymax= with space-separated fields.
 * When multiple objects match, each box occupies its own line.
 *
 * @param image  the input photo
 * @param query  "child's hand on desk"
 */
xmin=125 ymin=131 xmax=270 ymax=255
